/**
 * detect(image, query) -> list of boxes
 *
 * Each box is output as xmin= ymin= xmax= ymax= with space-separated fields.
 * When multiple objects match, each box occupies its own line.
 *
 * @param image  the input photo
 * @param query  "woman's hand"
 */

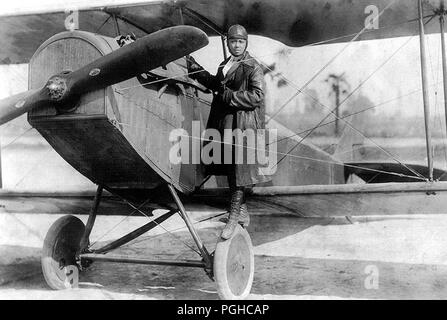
xmin=186 ymin=55 xmax=203 ymax=77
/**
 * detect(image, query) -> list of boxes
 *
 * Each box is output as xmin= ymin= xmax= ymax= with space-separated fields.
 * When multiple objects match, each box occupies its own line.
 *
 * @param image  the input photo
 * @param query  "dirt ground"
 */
xmin=2 ymin=208 xmax=447 ymax=300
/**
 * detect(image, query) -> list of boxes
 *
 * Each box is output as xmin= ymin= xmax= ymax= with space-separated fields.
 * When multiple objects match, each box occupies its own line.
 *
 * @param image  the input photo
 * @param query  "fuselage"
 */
xmin=27 ymin=30 xmax=345 ymax=201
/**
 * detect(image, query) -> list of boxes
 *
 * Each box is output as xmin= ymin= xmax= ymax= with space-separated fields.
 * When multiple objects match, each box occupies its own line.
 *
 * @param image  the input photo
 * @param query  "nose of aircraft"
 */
xmin=0 ymin=26 xmax=209 ymax=126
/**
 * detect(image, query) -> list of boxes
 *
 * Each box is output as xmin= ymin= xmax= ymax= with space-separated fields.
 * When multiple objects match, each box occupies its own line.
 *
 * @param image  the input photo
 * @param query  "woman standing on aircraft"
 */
xmin=188 ymin=24 xmax=269 ymax=240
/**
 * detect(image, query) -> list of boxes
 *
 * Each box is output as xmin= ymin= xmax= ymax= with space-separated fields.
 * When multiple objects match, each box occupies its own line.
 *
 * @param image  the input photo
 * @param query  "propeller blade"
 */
xmin=67 ymin=25 xmax=209 ymax=97
xmin=0 ymin=89 xmax=47 ymax=125
xmin=0 ymin=26 xmax=208 ymax=126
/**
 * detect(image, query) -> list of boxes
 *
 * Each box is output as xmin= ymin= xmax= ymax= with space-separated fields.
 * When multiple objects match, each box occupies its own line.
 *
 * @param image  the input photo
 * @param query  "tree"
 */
xmin=325 ymin=73 xmax=350 ymax=136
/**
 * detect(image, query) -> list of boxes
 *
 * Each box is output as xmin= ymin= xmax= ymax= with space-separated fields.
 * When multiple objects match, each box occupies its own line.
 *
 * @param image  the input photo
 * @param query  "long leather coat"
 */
xmin=192 ymin=51 xmax=270 ymax=186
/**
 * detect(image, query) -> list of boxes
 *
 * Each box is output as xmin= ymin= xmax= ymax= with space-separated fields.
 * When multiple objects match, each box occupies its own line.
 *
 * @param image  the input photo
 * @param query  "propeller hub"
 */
xmin=46 ymin=76 xmax=68 ymax=101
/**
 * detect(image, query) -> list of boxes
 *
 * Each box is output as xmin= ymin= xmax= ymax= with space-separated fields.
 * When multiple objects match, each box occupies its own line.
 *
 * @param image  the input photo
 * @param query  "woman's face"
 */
xmin=228 ymin=38 xmax=247 ymax=57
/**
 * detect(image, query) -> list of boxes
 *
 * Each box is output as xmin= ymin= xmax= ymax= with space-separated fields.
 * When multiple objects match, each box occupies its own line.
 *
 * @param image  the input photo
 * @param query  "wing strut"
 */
xmin=418 ymin=0 xmax=434 ymax=181
xmin=221 ymin=35 xmax=228 ymax=60
xmin=112 ymin=13 xmax=120 ymax=36
xmin=180 ymin=5 xmax=228 ymax=60
xmin=439 ymin=7 xmax=447 ymax=151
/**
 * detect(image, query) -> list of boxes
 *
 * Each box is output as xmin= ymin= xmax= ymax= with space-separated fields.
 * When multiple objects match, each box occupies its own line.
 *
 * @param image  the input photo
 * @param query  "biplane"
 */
xmin=1 ymin=0 xmax=447 ymax=299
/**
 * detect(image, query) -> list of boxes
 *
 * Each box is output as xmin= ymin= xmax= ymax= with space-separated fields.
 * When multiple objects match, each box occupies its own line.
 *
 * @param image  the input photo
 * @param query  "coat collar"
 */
xmin=221 ymin=51 xmax=251 ymax=83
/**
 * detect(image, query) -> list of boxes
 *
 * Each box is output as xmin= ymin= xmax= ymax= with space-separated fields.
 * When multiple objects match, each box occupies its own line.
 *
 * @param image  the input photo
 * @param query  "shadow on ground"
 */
xmin=2 ymin=215 xmax=447 ymax=299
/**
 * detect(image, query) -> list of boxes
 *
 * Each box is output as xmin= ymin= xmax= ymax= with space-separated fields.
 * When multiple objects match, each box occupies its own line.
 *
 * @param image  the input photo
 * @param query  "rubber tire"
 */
xmin=214 ymin=225 xmax=254 ymax=300
xmin=41 ymin=215 xmax=85 ymax=290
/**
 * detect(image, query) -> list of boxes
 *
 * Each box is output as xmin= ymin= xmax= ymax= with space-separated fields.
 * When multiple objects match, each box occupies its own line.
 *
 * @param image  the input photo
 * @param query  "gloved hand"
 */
xmin=186 ymin=55 xmax=203 ymax=76
xmin=215 ymin=84 xmax=233 ymax=103
xmin=221 ymin=88 xmax=233 ymax=104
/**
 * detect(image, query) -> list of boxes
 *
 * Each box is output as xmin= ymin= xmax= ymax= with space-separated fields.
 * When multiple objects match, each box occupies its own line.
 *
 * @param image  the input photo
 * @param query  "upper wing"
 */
xmin=98 ymin=0 xmax=447 ymax=45
xmin=0 ymin=0 xmax=444 ymax=64
xmin=0 ymin=10 xmax=146 ymax=64
xmin=139 ymin=0 xmax=441 ymax=44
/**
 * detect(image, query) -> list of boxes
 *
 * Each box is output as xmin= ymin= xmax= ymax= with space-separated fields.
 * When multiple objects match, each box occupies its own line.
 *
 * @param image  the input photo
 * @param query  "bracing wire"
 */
xmin=112 ymin=1 xmax=429 ymax=179
xmin=13 ymin=148 xmax=52 ymax=188
xmin=426 ymin=21 xmax=443 ymax=168
xmin=88 ymin=198 xmax=153 ymax=249
xmin=103 ymin=0 xmax=439 ymax=182
xmin=427 ymin=19 xmax=447 ymax=180
xmin=263 ymin=13 xmax=439 ymax=178
xmin=88 ymin=186 xmax=202 ymax=255
xmin=266 ymin=0 xmax=398 ymax=122
xmin=114 ymin=46 xmax=422 ymax=179
xmin=114 ymin=120 xmax=427 ymax=182
xmin=267 ymin=85 xmax=432 ymax=146
xmin=115 ymin=3 xmax=419 ymax=93
xmin=118 ymin=211 xmax=227 ymax=251
xmin=1 ymin=127 xmax=35 ymax=150
xmin=116 ymin=197 xmax=202 ymax=255
xmin=267 ymin=37 xmax=427 ymax=180
xmin=114 ymin=72 xmax=444 ymax=181
xmin=95 ymin=15 xmax=111 ymax=34
xmin=266 ymin=36 xmax=414 ymax=146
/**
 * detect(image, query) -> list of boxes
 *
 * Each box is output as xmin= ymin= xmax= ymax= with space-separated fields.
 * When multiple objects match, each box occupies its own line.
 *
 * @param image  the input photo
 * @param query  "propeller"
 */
xmin=0 ymin=25 xmax=209 ymax=125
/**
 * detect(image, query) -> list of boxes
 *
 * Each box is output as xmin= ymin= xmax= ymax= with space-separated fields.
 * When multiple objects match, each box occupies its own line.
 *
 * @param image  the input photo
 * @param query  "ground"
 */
xmin=2 ymin=201 xmax=447 ymax=300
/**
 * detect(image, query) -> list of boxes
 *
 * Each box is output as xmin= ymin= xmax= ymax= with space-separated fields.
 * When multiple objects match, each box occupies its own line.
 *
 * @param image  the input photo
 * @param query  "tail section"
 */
xmin=333 ymin=107 xmax=368 ymax=163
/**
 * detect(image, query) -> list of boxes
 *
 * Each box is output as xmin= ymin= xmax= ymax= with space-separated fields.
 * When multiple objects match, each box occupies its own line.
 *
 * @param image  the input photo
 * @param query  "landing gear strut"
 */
xmin=41 ymin=184 xmax=254 ymax=299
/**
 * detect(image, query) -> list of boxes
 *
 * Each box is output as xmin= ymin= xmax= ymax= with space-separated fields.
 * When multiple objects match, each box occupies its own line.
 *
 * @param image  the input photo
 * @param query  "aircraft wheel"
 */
xmin=213 ymin=225 xmax=254 ymax=300
xmin=41 ymin=215 xmax=85 ymax=290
